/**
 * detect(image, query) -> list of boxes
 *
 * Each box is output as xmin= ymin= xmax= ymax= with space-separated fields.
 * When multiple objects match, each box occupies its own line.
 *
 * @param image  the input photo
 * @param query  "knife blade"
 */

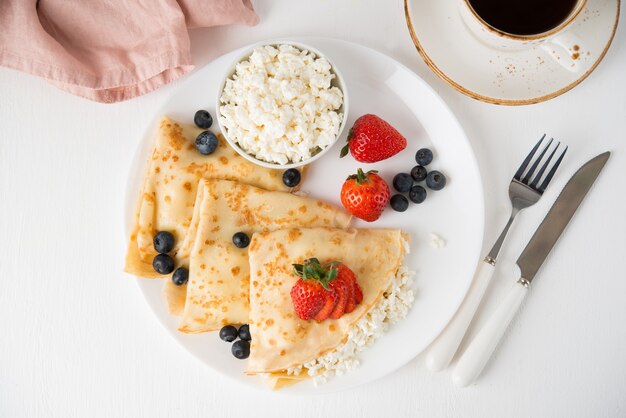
xmin=517 ymin=151 xmax=610 ymax=284
xmin=453 ymin=151 xmax=610 ymax=387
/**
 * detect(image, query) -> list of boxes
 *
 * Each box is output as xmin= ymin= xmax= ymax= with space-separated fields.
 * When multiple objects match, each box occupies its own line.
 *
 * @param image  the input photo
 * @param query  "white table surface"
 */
xmin=1 ymin=1 xmax=625 ymax=417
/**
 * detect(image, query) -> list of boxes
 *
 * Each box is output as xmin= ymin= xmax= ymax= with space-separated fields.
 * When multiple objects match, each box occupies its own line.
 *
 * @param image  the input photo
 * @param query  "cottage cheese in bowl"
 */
xmin=217 ymin=42 xmax=347 ymax=168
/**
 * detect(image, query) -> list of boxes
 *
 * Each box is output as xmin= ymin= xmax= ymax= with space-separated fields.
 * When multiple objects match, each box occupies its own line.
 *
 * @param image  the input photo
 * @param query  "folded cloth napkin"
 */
xmin=0 ymin=0 xmax=258 ymax=103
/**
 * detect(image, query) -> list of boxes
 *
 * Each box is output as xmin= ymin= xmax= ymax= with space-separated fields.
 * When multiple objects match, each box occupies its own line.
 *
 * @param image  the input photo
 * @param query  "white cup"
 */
xmin=459 ymin=0 xmax=588 ymax=72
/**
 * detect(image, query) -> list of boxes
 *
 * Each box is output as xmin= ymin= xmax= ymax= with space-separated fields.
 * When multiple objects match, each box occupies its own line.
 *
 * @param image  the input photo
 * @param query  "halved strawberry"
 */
xmin=329 ymin=277 xmax=349 ymax=319
xmin=314 ymin=291 xmax=337 ymax=321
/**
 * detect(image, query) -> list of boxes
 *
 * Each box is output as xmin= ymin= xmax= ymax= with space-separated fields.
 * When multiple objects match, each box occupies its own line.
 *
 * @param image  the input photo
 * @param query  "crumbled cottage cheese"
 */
xmin=219 ymin=44 xmax=344 ymax=165
xmin=429 ymin=233 xmax=446 ymax=249
xmin=286 ymin=264 xmax=416 ymax=385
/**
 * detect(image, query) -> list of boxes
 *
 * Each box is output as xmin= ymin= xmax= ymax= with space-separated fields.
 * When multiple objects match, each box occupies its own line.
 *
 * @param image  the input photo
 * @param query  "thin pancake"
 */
xmin=263 ymin=372 xmax=307 ymax=390
xmin=246 ymin=227 xmax=406 ymax=374
xmin=176 ymin=180 xmax=352 ymax=332
xmin=125 ymin=117 xmax=300 ymax=278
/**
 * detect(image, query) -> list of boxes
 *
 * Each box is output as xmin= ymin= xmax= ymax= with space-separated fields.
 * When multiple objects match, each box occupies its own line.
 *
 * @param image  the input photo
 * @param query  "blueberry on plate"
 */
xmin=409 ymin=185 xmax=427 ymax=204
xmin=219 ymin=325 xmax=239 ymax=342
xmin=238 ymin=324 xmax=251 ymax=341
xmin=392 ymin=173 xmax=413 ymax=193
xmin=415 ymin=148 xmax=434 ymax=166
xmin=172 ymin=267 xmax=189 ymax=286
xmin=410 ymin=165 xmax=427 ymax=182
xmin=153 ymin=231 xmax=175 ymax=254
xmin=232 ymin=339 xmax=250 ymax=359
xmin=195 ymin=131 xmax=218 ymax=155
xmin=390 ymin=194 xmax=409 ymax=212
xmin=282 ymin=168 xmax=301 ymax=188
xmin=426 ymin=170 xmax=446 ymax=190
xmin=194 ymin=110 xmax=213 ymax=129
xmin=232 ymin=232 xmax=250 ymax=248
xmin=152 ymin=253 xmax=175 ymax=275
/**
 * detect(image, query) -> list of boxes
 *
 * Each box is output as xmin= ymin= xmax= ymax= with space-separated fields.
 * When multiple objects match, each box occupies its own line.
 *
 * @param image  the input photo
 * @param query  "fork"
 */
xmin=425 ymin=135 xmax=567 ymax=372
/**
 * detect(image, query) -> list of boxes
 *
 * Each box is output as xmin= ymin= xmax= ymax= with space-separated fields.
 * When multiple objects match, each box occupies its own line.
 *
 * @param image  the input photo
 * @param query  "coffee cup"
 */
xmin=459 ymin=0 xmax=588 ymax=71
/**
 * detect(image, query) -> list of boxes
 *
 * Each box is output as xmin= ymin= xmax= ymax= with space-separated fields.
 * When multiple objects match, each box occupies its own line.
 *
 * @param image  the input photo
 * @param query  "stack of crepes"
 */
xmin=125 ymin=117 xmax=411 ymax=388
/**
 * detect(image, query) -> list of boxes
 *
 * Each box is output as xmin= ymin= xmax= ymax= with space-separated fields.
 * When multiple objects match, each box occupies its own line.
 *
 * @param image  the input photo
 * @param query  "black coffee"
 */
xmin=467 ymin=0 xmax=579 ymax=36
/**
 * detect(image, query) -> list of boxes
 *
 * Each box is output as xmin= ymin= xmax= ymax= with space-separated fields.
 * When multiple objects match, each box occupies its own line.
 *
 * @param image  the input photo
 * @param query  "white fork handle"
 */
xmin=425 ymin=260 xmax=496 ymax=371
xmin=452 ymin=280 xmax=529 ymax=387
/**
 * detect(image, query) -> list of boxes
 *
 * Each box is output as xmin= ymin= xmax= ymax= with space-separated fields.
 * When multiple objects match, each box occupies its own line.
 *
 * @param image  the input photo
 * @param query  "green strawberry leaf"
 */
xmin=340 ymin=143 xmax=350 ymax=158
xmin=293 ymin=263 xmax=304 ymax=277
xmin=346 ymin=168 xmax=378 ymax=185
xmin=292 ymin=258 xmax=342 ymax=290
xmin=327 ymin=267 xmax=338 ymax=282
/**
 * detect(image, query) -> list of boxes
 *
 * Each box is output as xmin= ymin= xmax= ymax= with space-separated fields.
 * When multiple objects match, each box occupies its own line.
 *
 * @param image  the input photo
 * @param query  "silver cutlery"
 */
xmin=426 ymin=136 xmax=567 ymax=372
xmin=453 ymin=152 xmax=610 ymax=387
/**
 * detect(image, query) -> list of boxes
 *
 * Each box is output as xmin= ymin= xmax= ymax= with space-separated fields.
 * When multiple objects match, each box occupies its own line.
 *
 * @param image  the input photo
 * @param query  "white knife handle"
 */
xmin=452 ymin=280 xmax=529 ymax=387
xmin=425 ymin=260 xmax=496 ymax=371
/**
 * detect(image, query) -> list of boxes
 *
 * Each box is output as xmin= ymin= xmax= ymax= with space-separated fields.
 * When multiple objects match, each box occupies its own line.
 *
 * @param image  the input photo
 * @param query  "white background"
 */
xmin=1 ymin=1 xmax=625 ymax=417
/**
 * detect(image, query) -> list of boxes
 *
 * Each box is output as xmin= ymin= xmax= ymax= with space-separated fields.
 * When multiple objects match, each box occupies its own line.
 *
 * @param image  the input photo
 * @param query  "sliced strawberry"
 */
xmin=314 ymin=290 xmax=337 ymax=321
xmin=344 ymin=276 xmax=356 ymax=314
xmin=291 ymin=259 xmax=363 ymax=321
xmin=336 ymin=264 xmax=358 ymax=313
xmin=291 ymin=258 xmax=341 ymax=321
xmin=355 ymin=282 xmax=363 ymax=304
xmin=329 ymin=277 xmax=348 ymax=319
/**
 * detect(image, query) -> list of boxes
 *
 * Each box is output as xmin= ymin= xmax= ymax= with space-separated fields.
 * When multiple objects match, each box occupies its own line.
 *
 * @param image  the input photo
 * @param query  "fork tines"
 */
xmin=514 ymin=135 xmax=568 ymax=193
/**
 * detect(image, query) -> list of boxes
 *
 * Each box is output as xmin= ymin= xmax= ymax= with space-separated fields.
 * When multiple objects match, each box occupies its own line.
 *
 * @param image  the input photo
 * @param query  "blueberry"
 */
xmin=172 ymin=267 xmax=189 ymax=286
xmin=392 ymin=173 xmax=413 ymax=193
xmin=409 ymin=185 xmax=427 ymax=204
xmin=410 ymin=165 xmax=427 ymax=182
xmin=426 ymin=170 xmax=446 ymax=191
xmin=195 ymin=131 xmax=218 ymax=155
xmin=415 ymin=148 xmax=434 ymax=166
xmin=232 ymin=340 xmax=250 ymax=359
xmin=390 ymin=194 xmax=409 ymax=212
xmin=194 ymin=110 xmax=213 ymax=129
xmin=282 ymin=168 xmax=301 ymax=188
xmin=153 ymin=231 xmax=175 ymax=254
xmin=232 ymin=232 xmax=250 ymax=248
xmin=219 ymin=325 xmax=239 ymax=342
xmin=152 ymin=254 xmax=175 ymax=275
xmin=238 ymin=324 xmax=251 ymax=341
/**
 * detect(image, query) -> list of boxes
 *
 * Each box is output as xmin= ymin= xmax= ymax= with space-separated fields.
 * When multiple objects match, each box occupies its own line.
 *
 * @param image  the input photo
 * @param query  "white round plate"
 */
xmin=126 ymin=38 xmax=484 ymax=394
xmin=405 ymin=0 xmax=620 ymax=105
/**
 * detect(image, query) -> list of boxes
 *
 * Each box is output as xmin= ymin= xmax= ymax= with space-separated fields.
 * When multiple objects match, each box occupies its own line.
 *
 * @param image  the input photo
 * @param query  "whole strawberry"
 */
xmin=340 ymin=168 xmax=390 ymax=222
xmin=340 ymin=114 xmax=407 ymax=163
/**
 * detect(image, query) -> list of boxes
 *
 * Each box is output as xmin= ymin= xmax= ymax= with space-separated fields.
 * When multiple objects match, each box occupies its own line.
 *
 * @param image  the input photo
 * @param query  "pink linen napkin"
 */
xmin=0 ymin=0 xmax=258 ymax=103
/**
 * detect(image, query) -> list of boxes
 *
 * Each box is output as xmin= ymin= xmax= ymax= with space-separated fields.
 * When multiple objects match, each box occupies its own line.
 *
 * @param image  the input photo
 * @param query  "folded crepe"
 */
xmin=245 ymin=227 xmax=407 ymax=376
xmin=173 ymin=179 xmax=352 ymax=331
xmin=125 ymin=116 xmax=300 ymax=278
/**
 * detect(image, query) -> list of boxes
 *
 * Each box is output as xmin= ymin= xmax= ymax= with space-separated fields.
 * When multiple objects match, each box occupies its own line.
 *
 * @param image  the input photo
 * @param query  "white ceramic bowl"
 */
xmin=215 ymin=40 xmax=349 ymax=169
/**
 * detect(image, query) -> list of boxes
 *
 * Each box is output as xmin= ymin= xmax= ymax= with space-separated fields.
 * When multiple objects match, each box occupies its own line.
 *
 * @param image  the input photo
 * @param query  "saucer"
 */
xmin=404 ymin=0 xmax=620 ymax=105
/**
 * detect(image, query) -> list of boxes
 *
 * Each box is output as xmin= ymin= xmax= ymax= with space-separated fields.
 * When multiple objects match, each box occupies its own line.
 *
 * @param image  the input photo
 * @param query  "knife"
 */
xmin=452 ymin=151 xmax=610 ymax=387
